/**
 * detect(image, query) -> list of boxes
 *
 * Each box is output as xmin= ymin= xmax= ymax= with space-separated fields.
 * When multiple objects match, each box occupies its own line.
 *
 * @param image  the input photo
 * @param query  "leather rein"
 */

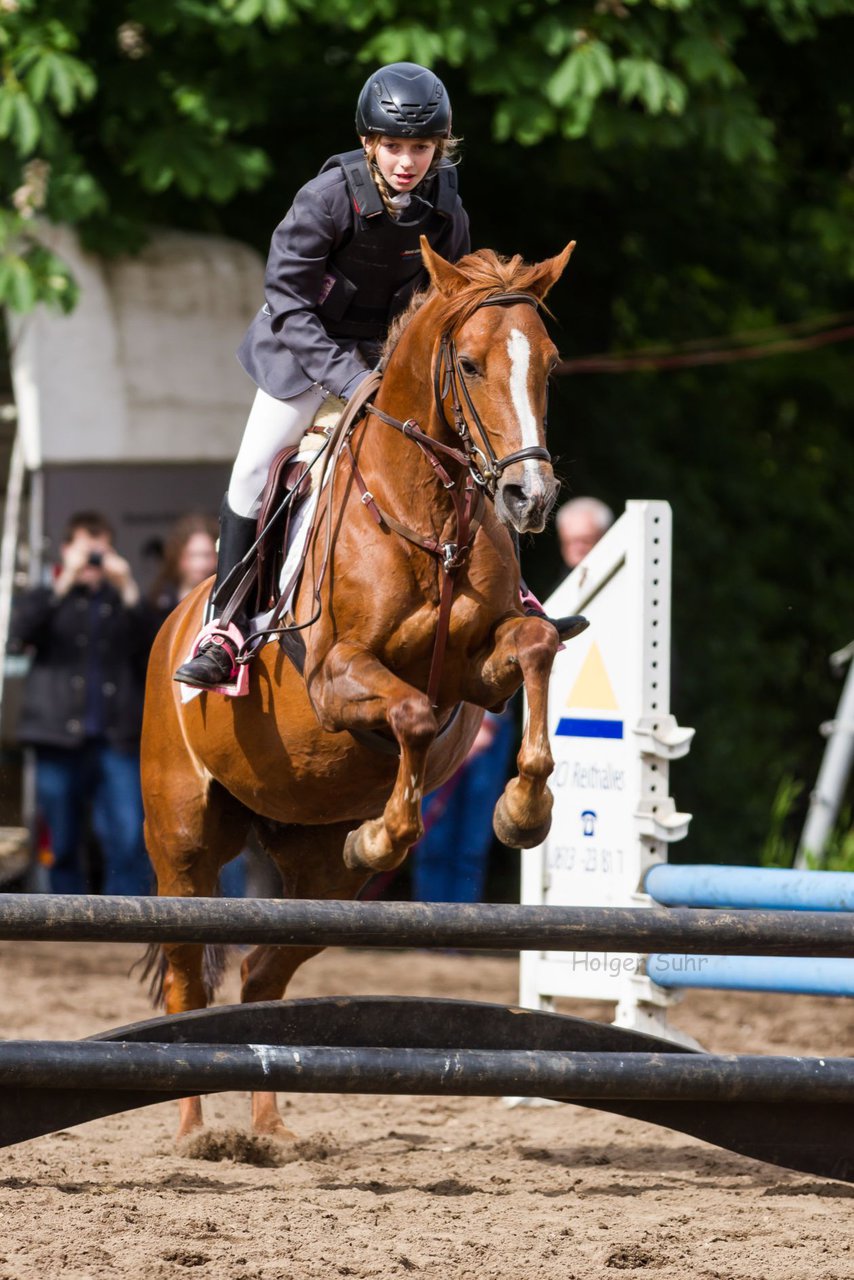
xmin=349 ymin=290 xmax=551 ymax=708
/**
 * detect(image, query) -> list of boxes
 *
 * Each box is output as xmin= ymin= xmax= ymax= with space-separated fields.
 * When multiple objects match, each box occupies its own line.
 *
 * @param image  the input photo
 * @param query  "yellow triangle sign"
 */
xmin=565 ymin=641 xmax=619 ymax=711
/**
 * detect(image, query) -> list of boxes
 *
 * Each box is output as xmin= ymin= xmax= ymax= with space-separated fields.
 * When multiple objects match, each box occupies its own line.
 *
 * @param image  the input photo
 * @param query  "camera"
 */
xmin=87 ymin=551 xmax=104 ymax=567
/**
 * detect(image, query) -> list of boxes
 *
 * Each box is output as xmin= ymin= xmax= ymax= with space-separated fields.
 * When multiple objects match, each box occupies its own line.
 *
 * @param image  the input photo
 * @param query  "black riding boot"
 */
xmin=174 ymin=496 xmax=257 ymax=689
xmin=515 ymin=535 xmax=588 ymax=642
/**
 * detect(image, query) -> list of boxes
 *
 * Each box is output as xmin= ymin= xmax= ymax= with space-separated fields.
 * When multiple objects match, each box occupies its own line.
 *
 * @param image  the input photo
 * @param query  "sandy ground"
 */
xmin=0 ymin=939 xmax=853 ymax=1280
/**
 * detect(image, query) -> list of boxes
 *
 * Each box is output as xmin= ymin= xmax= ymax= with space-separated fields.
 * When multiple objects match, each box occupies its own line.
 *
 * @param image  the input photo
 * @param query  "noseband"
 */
xmin=432 ymin=292 xmax=552 ymax=494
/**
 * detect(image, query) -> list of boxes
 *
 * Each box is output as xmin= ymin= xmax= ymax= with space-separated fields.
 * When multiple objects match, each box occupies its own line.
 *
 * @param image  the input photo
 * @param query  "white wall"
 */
xmin=7 ymin=225 xmax=264 ymax=468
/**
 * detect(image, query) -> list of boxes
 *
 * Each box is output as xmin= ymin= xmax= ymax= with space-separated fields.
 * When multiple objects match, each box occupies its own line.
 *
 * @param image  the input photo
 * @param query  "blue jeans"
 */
xmin=35 ymin=741 xmax=151 ymax=895
xmin=412 ymin=717 xmax=515 ymax=903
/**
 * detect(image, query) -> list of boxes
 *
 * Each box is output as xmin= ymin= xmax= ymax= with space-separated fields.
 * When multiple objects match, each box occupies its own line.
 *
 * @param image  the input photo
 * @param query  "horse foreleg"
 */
xmin=468 ymin=616 xmax=559 ymax=848
xmin=311 ymin=643 xmax=438 ymax=872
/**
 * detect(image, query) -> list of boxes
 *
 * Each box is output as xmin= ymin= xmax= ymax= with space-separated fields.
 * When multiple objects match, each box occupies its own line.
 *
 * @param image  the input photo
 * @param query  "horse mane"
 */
xmin=382 ymin=248 xmax=549 ymax=362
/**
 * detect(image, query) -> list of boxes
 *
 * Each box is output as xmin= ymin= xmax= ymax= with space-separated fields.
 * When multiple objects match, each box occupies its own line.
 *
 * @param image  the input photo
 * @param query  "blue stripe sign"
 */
xmin=555 ymin=718 xmax=624 ymax=739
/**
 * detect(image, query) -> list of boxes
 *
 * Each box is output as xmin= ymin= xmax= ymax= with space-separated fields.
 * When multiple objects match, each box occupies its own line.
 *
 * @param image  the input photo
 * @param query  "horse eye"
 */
xmin=458 ymin=357 xmax=480 ymax=377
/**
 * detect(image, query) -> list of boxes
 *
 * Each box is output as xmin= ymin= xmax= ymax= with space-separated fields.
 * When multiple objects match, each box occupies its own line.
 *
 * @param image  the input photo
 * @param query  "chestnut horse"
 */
xmin=141 ymin=238 xmax=575 ymax=1140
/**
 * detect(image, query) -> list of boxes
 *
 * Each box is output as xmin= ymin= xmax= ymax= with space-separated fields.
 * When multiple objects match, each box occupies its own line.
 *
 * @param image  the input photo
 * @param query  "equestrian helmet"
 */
xmin=355 ymin=62 xmax=452 ymax=139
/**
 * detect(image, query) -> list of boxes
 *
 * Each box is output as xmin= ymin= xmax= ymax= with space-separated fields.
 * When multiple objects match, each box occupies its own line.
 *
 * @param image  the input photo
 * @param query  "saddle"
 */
xmin=228 ymin=374 xmax=383 ymax=653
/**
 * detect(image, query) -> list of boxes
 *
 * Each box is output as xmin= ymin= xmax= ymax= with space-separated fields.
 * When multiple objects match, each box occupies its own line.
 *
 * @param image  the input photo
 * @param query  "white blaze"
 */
xmin=506 ymin=328 xmax=542 ymax=484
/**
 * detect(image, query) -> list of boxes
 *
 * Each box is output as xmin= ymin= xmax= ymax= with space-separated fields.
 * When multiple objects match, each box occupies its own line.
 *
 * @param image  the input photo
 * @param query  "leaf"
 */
xmin=492 ymin=94 xmax=556 ymax=146
xmin=546 ymin=42 xmax=616 ymax=108
xmin=228 ymin=0 xmax=264 ymax=23
xmin=47 ymin=54 xmax=76 ymax=114
xmin=0 ymin=254 xmax=38 ymax=312
xmin=533 ymin=14 xmax=574 ymax=58
xmin=25 ymin=52 xmax=52 ymax=103
xmin=559 ymin=93 xmax=595 ymax=140
xmin=262 ymin=0 xmax=292 ymax=25
xmin=617 ymin=57 xmax=686 ymax=116
xmin=674 ymin=35 xmax=742 ymax=88
xmin=23 ymin=48 xmax=95 ymax=113
xmin=0 ymin=88 xmax=18 ymax=137
xmin=12 ymin=93 xmax=41 ymax=153
xmin=443 ymin=26 xmax=468 ymax=65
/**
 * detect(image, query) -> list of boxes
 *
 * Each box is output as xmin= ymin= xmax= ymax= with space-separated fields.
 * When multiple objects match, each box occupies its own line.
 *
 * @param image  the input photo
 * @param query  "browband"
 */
xmin=477 ymin=292 xmax=541 ymax=311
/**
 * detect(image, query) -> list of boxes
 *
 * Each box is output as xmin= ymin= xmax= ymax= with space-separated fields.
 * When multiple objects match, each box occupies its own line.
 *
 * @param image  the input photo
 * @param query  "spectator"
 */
xmin=9 ymin=512 xmax=152 ymax=895
xmin=147 ymin=514 xmax=218 ymax=627
xmin=412 ymin=710 xmax=515 ymax=903
xmin=556 ymin=496 xmax=615 ymax=572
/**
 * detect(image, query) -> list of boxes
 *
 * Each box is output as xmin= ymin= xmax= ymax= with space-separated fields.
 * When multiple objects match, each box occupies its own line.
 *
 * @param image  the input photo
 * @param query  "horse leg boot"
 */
xmin=465 ymin=615 xmax=560 ymax=848
xmin=309 ymin=642 xmax=438 ymax=873
xmin=174 ymin=494 xmax=257 ymax=689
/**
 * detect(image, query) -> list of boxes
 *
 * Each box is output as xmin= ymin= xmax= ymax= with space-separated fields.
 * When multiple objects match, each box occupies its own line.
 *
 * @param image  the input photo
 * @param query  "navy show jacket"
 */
xmin=237 ymin=158 xmax=470 ymax=403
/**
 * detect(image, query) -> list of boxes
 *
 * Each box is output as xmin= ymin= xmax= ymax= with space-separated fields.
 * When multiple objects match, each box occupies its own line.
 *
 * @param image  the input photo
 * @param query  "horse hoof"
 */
xmin=254 ymin=1118 xmax=298 ymax=1143
xmin=493 ymin=793 xmax=552 ymax=849
xmin=343 ymin=829 xmax=366 ymax=870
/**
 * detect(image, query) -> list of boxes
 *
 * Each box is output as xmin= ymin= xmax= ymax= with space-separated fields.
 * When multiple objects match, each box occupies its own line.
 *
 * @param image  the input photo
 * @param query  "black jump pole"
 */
xmin=1 ymin=1041 xmax=853 ymax=1102
xmin=0 ymin=894 xmax=853 ymax=955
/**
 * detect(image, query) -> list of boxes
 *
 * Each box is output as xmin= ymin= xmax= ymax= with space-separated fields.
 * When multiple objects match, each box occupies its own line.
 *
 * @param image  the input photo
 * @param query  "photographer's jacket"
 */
xmin=10 ymin=585 xmax=152 ymax=750
xmin=237 ymin=150 xmax=470 ymax=402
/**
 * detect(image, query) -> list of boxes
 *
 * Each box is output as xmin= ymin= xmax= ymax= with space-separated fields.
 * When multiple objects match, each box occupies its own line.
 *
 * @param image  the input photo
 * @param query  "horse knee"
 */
xmin=516 ymin=620 xmax=560 ymax=671
xmin=388 ymin=694 xmax=437 ymax=752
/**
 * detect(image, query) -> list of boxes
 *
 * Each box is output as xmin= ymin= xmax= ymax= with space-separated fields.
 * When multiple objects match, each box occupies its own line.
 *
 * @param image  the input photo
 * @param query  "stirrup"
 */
xmin=174 ymin=619 xmax=249 ymax=700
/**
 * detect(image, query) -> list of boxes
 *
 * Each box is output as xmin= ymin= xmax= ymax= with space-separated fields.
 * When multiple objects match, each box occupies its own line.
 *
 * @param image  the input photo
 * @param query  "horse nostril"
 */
xmin=503 ymin=484 xmax=526 ymax=510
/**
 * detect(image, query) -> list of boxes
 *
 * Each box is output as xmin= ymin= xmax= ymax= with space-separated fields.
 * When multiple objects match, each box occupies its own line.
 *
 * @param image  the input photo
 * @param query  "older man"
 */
xmin=556 ymin=496 xmax=615 ymax=571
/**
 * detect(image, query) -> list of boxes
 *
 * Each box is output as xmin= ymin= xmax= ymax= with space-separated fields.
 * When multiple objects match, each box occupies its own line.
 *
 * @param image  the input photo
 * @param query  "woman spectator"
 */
xmin=148 ymin=515 xmax=218 ymax=627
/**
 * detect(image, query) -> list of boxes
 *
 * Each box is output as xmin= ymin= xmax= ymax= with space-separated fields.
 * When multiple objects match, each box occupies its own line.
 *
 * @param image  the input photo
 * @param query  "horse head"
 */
xmin=420 ymin=238 xmax=575 ymax=534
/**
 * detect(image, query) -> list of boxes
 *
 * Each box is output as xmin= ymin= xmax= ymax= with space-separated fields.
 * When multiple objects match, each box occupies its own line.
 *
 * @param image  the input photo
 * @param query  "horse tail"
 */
xmin=130 ymin=942 xmax=231 ymax=1009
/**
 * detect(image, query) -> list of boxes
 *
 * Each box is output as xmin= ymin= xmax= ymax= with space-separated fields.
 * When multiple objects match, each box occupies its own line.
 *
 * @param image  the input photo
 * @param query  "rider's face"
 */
xmin=367 ymin=136 xmax=437 ymax=193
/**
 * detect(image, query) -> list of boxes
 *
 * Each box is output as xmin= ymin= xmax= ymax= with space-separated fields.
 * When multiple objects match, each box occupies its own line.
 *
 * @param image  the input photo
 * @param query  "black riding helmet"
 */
xmin=355 ymin=62 xmax=452 ymax=139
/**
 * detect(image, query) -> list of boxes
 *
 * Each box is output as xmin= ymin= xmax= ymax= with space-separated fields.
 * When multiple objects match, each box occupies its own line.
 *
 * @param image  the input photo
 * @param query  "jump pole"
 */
xmin=645 ymin=864 xmax=854 ymax=912
xmin=1 ymin=894 xmax=853 ymax=955
xmin=2 ymin=1041 xmax=852 ymax=1103
xmin=645 ymin=863 xmax=854 ymax=998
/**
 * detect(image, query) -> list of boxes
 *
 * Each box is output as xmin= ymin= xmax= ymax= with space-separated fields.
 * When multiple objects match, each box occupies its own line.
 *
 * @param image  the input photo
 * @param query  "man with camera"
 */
xmin=10 ymin=512 xmax=152 ymax=895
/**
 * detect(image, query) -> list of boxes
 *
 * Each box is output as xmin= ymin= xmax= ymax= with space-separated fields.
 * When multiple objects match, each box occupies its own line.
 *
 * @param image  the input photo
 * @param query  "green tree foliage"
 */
xmin=2 ymin=0 xmax=853 ymax=861
xmin=3 ymin=0 xmax=852 ymax=306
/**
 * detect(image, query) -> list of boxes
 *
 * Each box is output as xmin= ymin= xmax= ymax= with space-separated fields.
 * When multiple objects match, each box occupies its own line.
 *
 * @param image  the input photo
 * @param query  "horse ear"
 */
xmin=525 ymin=241 xmax=576 ymax=301
xmin=420 ymin=236 xmax=468 ymax=296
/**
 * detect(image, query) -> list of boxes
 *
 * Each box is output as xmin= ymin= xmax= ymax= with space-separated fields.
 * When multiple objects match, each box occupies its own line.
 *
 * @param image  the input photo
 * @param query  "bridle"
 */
xmin=349 ymin=289 xmax=554 ymax=707
xmin=431 ymin=292 xmax=552 ymax=494
xmin=366 ymin=290 xmax=552 ymax=498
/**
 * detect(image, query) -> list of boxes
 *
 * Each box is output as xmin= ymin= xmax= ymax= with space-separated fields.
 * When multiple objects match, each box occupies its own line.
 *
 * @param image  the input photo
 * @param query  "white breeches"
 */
xmin=228 ymin=385 xmax=327 ymax=518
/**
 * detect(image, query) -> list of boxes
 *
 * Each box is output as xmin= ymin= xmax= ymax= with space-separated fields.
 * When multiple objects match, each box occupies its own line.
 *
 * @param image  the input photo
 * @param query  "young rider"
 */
xmin=175 ymin=62 xmax=469 ymax=689
xmin=175 ymin=62 xmax=583 ymax=690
